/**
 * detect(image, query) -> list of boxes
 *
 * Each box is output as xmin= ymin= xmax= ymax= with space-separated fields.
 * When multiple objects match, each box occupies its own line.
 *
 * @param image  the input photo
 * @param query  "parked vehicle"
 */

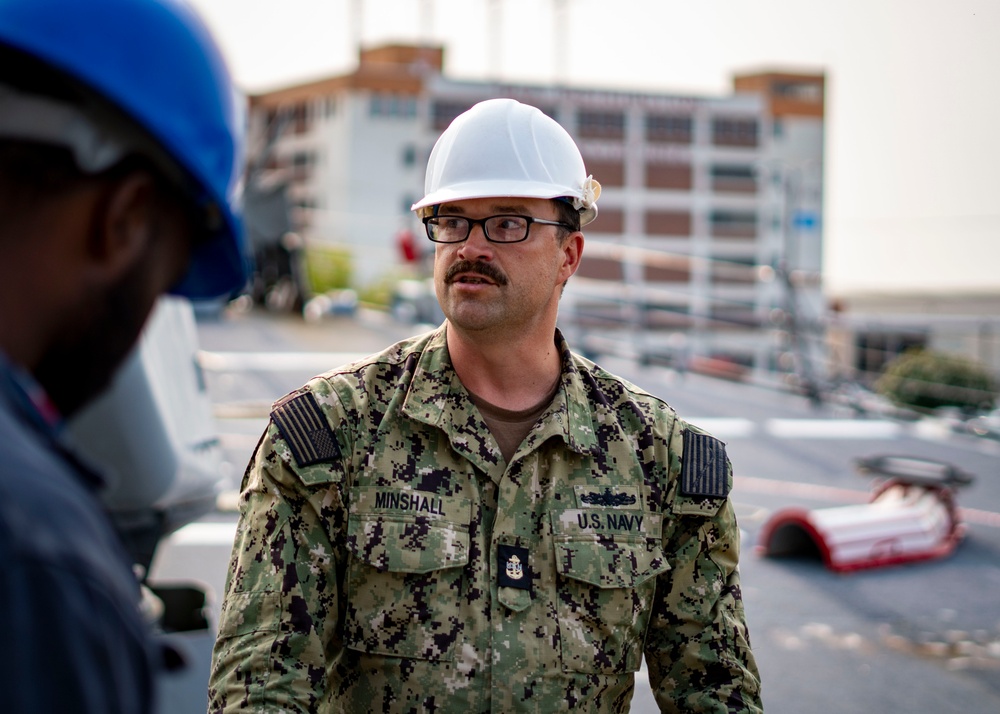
xmin=966 ymin=407 xmax=1000 ymax=440
xmin=391 ymin=278 xmax=444 ymax=326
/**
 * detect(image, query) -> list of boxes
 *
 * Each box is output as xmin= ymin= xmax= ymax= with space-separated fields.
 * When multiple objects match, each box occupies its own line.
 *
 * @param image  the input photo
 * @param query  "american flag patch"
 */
xmin=680 ymin=430 xmax=729 ymax=498
xmin=271 ymin=391 xmax=340 ymax=466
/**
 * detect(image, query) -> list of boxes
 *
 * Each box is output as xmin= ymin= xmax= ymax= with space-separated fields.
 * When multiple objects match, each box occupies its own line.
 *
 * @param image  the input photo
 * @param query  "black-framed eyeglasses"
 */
xmin=423 ymin=214 xmax=574 ymax=244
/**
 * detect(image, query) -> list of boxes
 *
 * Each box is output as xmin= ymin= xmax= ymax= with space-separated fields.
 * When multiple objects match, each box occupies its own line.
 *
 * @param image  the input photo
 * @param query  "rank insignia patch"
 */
xmin=498 ymin=544 xmax=531 ymax=591
xmin=271 ymin=391 xmax=340 ymax=467
xmin=680 ymin=430 xmax=729 ymax=498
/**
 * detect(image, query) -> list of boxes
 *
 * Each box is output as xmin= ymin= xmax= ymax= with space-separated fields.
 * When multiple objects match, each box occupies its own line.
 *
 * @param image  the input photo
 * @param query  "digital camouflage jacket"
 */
xmin=209 ymin=327 xmax=762 ymax=713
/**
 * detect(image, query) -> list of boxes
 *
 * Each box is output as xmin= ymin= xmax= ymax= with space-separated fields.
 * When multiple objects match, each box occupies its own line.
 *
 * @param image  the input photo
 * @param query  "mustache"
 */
xmin=445 ymin=260 xmax=508 ymax=286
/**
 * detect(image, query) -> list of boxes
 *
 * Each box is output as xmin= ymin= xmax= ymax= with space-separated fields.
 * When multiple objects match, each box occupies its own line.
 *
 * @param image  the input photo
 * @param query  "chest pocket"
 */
xmin=344 ymin=487 xmax=470 ymax=662
xmin=550 ymin=509 xmax=669 ymax=675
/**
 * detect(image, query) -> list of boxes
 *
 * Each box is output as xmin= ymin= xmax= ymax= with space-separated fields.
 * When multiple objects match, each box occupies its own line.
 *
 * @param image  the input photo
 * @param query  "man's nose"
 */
xmin=457 ymin=221 xmax=493 ymax=259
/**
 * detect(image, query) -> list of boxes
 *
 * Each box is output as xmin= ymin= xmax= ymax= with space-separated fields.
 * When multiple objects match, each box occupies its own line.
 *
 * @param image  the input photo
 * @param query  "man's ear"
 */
xmin=87 ymin=171 xmax=157 ymax=283
xmin=559 ymin=231 xmax=584 ymax=282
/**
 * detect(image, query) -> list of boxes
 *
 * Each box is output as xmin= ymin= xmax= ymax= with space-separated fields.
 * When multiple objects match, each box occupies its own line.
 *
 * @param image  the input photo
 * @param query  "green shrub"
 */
xmin=875 ymin=349 xmax=997 ymax=413
xmin=304 ymin=243 xmax=353 ymax=295
xmin=356 ymin=278 xmax=395 ymax=309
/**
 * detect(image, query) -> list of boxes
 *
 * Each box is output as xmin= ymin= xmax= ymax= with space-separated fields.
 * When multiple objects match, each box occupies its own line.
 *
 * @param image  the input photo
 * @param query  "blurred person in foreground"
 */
xmin=210 ymin=98 xmax=761 ymax=713
xmin=0 ymin=0 xmax=245 ymax=711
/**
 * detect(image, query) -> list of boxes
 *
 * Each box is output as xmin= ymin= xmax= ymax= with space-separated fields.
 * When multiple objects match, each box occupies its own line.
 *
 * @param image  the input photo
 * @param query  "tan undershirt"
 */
xmin=468 ymin=376 xmax=561 ymax=464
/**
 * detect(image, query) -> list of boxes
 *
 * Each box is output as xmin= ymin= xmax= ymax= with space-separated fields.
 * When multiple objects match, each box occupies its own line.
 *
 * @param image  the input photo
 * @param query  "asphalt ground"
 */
xmin=155 ymin=304 xmax=1000 ymax=713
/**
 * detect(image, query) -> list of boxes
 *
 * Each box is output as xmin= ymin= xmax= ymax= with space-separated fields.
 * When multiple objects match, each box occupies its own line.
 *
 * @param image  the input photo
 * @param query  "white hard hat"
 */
xmin=412 ymin=98 xmax=600 ymax=226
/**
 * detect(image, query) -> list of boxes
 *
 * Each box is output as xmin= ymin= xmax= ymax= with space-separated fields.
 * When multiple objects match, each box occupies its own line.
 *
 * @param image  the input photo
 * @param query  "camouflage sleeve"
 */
xmin=208 ymin=407 xmax=348 ymax=713
xmin=644 ymin=423 xmax=763 ymax=713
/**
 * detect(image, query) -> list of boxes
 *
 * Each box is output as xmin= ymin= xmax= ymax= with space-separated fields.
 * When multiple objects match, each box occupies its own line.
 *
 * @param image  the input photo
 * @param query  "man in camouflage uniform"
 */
xmin=210 ymin=98 xmax=762 ymax=713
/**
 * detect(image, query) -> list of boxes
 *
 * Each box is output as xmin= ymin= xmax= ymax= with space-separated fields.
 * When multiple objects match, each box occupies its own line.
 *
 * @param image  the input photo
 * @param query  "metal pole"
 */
xmin=553 ymin=0 xmax=568 ymax=86
xmin=488 ymin=0 xmax=502 ymax=81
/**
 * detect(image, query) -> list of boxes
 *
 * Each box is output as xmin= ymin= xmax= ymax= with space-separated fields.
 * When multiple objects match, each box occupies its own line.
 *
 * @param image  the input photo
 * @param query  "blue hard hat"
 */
xmin=0 ymin=0 xmax=247 ymax=299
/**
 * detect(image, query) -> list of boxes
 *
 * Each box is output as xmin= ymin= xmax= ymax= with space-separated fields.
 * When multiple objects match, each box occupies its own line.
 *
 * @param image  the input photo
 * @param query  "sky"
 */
xmin=188 ymin=0 xmax=1000 ymax=298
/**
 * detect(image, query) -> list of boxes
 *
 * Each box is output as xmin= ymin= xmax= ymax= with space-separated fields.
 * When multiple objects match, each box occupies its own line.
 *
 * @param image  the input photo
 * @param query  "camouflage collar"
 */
xmin=401 ymin=327 xmax=602 ymax=466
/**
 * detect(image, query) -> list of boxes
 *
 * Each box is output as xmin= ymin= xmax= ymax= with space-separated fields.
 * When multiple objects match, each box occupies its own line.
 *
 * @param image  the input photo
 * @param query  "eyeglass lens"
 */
xmin=428 ymin=215 xmax=529 ymax=243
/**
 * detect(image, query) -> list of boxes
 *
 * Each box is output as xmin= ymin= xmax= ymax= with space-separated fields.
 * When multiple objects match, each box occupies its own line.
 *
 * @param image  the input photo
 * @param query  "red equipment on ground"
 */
xmin=757 ymin=455 xmax=974 ymax=573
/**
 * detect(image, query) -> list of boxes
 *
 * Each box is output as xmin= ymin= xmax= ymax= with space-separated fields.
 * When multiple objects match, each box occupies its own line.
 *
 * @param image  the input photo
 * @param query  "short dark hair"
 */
xmin=0 ymin=141 xmax=83 ymax=222
xmin=552 ymin=199 xmax=582 ymax=236
xmin=0 ymin=45 xmax=93 ymax=217
xmin=0 ymin=141 xmax=200 ymax=248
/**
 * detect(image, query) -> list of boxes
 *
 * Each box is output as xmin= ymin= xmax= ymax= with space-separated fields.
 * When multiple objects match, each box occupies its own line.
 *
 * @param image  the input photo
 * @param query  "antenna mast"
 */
xmin=553 ymin=0 xmax=568 ymax=86
xmin=420 ymin=0 xmax=434 ymax=45
xmin=488 ymin=0 xmax=502 ymax=81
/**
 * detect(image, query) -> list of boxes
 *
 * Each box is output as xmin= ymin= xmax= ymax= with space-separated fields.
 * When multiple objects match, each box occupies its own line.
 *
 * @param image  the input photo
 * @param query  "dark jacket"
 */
xmin=0 ymin=354 xmax=156 ymax=713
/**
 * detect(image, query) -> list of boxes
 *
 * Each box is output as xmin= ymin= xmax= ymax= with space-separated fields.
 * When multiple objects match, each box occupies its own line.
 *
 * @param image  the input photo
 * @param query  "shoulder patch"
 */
xmin=680 ymin=430 xmax=729 ymax=498
xmin=271 ymin=391 xmax=340 ymax=467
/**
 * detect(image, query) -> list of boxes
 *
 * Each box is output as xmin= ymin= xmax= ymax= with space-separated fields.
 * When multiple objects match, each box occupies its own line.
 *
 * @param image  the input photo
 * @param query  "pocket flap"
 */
xmin=550 ymin=510 xmax=669 ymax=588
xmin=347 ymin=488 xmax=470 ymax=574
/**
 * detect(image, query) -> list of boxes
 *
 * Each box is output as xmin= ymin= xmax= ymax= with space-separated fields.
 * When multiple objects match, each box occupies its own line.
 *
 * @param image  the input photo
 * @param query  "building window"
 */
xmin=710 ymin=311 xmax=757 ymax=336
xmin=711 ymin=164 xmax=757 ymax=193
xmin=432 ymin=101 xmax=472 ymax=131
xmin=645 ymin=114 xmax=692 ymax=144
xmin=709 ymin=209 xmax=757 ymax=238
xmin=291 ymin=151 xmax=315 ymax=179
xmin=644 ymin=210 xmax=691 ymax=236
xmin=710 ymin=256 xmax=757 ymax=285
xmin=288 ymin=103 xmax=308 ymax=134
xmin=532 ymin=105 xmax=559 ymax=121
xmin=576 ymin=256 xmax=624 ymax=281
xmin=644 ymin=262 xmax=691 ymax=283
xmin=370 ymin=93 xmax=417 ymax=118
xmin=587 ymin=207 xmax=624 ymax=235
xmin=577 ymin=110 xmax=626 ymax=139
xmin=711 ymin=117 xmax=759 ymax=147
xmin=645 ymin=161 xmax=692 ymax=190
xmin=773 ymin=80 xmax=822 ymax=103
xmin=583 ymin=157 xmax=624 ymax=187
xmin=856 ymin=332 xmax=927 ymax=377
xmin=642 ymin=304 xmax=692 ymax=329
xmin=402 ymin=144 xmax=417 ymax=167
xmin=264 ymin=108 xmax=279 ymax=131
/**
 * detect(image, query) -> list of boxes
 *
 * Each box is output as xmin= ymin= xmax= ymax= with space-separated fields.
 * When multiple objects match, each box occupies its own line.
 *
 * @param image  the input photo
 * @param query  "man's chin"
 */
xmin=34 ymin=332 xmax=138 ymax=419
xmin=443 ymin=307 xmax=506 ymax=336
xmin=35 ymin=363 xmax=117 ymax=419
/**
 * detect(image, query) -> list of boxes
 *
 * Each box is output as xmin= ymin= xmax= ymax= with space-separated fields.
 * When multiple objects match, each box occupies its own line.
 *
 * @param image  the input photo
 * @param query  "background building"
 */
xmin=246 ymin=44 xmax=826 ymax=380
xmin=826 ymin=293 xmax=1000 ymax=383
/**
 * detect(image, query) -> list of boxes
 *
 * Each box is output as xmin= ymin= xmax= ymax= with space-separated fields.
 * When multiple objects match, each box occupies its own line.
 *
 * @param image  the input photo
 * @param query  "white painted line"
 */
xmin=213 ymin=417 xmax=914 ymax=449
xmin=686 ymin=418 xmax=756 ymax=439
xmin=765 ymin=419 xmax=902 ymax=439
xmin=736 ymin=475 xmax=1000 ymax=529
xmin=219 ymin=432 xmax=266 ymax=451
xmin=736 ymin=475 xmax=870 ymax=503
xmin=198 ymin=351 xmax=368 ymax=372
xmin=168 ymin=521 xmax=238 ymax=547
xmin=686 ymin=417 xmax=902 ymax=440
xmin=961 ymin=507 xmax=1000 ymax=528
xmin=911 ymin=419 xmax=958 ymax=441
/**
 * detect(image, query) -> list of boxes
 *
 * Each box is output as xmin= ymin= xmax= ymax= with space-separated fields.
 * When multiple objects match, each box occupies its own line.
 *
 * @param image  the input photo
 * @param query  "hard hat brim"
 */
xmin=411 ymin=181 xmax=597 ymax=226
xmin=169 ymin=210 xmax=247 ymax=300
